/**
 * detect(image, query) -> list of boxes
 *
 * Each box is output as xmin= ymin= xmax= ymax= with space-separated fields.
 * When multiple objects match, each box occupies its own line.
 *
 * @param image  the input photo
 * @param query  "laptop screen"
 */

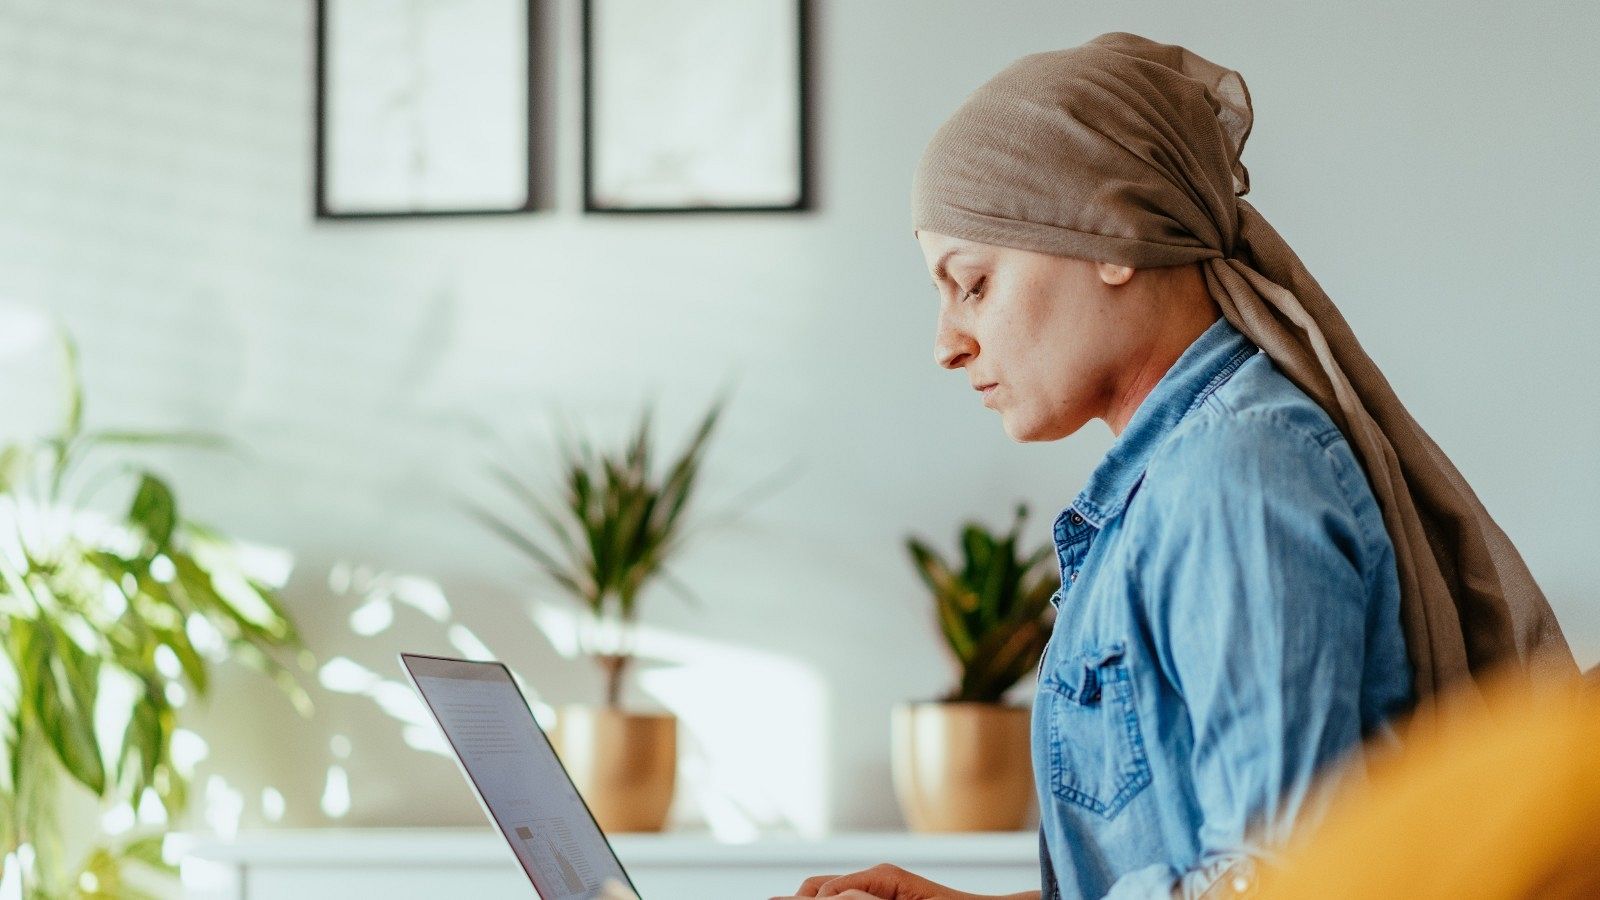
xmin=401 ymin=654 xmax=635 ymax=900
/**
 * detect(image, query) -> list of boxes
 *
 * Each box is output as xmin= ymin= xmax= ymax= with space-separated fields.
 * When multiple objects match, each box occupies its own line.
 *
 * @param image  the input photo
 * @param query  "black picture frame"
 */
xmin=313 ymin=0 xmax=541 ymax=220
xmin=581 ymin=0 xmax=812 ymax=214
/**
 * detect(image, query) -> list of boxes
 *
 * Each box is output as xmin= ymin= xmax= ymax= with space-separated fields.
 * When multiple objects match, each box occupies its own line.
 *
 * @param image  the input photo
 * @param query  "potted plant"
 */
xmin=894 ymin=504 xmax=1058 ymax=832
xmin=468 ymin=399 xmax=723 ymax=833
xmin=0 ymin=329 xmax=309 ymax=897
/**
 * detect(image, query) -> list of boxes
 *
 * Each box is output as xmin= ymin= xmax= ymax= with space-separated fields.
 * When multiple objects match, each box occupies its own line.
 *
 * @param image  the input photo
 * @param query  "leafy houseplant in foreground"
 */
xmin=468 ymin=398 xmax=723 ymax=832
xmin=0 ymin=333 xmax=309 ymax=898
xmin=893 ymin=505 xmax=1058 ymax=832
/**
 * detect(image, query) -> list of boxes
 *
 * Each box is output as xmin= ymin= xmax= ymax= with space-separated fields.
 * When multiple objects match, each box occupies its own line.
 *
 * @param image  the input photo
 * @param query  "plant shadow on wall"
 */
xmin=0 ymin=326 xmax=312 ymax=899
xmin=313 ymin=396 xmax=829 ymax=838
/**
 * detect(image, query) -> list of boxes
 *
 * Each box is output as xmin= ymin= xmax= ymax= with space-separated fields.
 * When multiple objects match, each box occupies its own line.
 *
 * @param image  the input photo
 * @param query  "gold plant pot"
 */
xmin=891 ymin=701 xmax=1034 ymax=832
xmin=550 ymin=704 xmax=677 ymax=833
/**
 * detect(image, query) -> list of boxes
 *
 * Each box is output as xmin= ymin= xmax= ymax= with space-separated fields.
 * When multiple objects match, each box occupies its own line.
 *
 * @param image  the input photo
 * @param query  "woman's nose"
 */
xmin=934 ymin=319 xmax=975 ymax=369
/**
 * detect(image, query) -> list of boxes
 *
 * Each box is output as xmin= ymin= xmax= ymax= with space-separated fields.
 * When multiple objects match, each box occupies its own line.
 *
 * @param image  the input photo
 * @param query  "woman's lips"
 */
xmin=979 ymin=383 xmax=999 ymax=406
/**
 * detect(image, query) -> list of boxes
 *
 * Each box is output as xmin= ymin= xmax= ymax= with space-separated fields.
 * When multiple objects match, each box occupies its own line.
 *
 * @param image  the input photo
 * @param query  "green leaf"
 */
xmin=61 ymin=329 xmax=84 ymax=440
xmin=625 ymin=404 xmax=653 ymax=483
xmin=129 ymin=474 xmax=177 ymax=552
xmin=118 ymin=686 xmax=164 ymax=793
xmin=80 ymin=429 xmax=229 ymax=451
xmin=653 ymin=399 xmax=722 ymax=533
xmin=910 ymin=506 xmax=1059 ymax=701
xmin=975 ymin=536 xmax=1012 ymax=629
xmin=934 ymin=590 xmax=976 ymax=664
xmin=0 ymin=444 xmax=25 ymax=494
xmin=962 ymin=620 xmax=1048 ymax=703
xmin=463 ymin=502 xmax=589 ymax=600
xmin=908 ymin=538 xmax=980 ymax=614
xmin=6 ymin=619 xmax=38 ymax=793
xmin=120 ymin=833 xmax=177 ymax=874
xmin=960 ymin=524 xmax=993 ymax=586
xmin=159 ymin=550 xmax=300 ymax=719
xmin=485 ymin=462 xmax=583 ymax=565
xmin=168 ymin=548 xmax=292 ymax=643
xmin=32 ymin=620 xmax=107 ymax=795
xmin=160 ymin=624 xmax=209 ymax=696
xmin=473 ymin=396 xmax=725 ymax=628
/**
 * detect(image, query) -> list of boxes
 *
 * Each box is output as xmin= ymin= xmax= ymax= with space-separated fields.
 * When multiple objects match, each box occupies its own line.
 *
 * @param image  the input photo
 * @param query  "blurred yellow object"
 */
xmin=1256 ymin=667 xmax=1600 ymax=899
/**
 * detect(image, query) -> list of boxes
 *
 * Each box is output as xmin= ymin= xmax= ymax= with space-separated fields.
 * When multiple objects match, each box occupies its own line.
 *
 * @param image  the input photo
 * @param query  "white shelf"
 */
xmin=182 ymin=828 xmax=1041 ymax=899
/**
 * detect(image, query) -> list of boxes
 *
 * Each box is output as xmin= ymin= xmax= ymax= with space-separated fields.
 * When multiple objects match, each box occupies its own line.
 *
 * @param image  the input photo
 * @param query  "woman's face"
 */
xmin=916 ymin=229 xmax=1151 ymax=442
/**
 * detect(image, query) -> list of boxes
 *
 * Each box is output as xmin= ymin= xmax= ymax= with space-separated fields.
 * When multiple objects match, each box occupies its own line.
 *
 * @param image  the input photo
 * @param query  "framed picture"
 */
xmin=582 ymin=0 xmax=811 ymax=213
xmin=314 ymin=0 xmax=537 ymax=219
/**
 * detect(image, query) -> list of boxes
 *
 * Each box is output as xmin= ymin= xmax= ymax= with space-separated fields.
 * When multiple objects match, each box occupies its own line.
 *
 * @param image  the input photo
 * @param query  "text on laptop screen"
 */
xmin=404 ymin=656 xmax=631 ymax=900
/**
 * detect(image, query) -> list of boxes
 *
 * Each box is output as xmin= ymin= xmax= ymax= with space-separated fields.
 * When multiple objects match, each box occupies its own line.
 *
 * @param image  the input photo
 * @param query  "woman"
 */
xmin=774 ymin=31 xmax=1576 ymax=900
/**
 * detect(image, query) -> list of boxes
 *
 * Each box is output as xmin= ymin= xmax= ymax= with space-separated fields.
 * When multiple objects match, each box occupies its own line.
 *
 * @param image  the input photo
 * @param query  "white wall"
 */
xmin=1 ymin=0 xmax=1596 ymax=836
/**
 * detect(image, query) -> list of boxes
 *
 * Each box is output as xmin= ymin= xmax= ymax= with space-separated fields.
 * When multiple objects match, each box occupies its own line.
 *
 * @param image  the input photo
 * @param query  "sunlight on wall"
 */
xmin=318 ymin=653 xmax=452 ymax=757
xmin=100 ymin=803 xmax=135 ymax=837
xmin=320 ymin=764 xmax=351 ymax=819
xmin=261 ymin=786 xmax=286 ymax=822
xmin=532 ymin=602 xmax=833 ymax=839
xmin=203 ymin=776 xmax=244 ymax=840
xmin=171 ymin=728 xmax=210 ymax=776
xmin=330 ymin=562 xmax=452 ymax=621
xmin=136 ymin=787 xmax=167 ymax=827
xmin=0 ymin=847 xmax=27 ymax=900
xmin=314 ymin=563 xmax=834 ymax=837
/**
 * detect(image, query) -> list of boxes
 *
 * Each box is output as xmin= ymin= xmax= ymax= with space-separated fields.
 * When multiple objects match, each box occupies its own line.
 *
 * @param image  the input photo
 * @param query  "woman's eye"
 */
xmin=961 ymin=278 xmax=986 ymax=301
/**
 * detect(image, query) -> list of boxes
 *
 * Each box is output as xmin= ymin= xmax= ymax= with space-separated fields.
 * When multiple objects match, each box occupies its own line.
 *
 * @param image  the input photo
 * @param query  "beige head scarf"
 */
xmin=912 ymin=31 xmax=1577 ymax=704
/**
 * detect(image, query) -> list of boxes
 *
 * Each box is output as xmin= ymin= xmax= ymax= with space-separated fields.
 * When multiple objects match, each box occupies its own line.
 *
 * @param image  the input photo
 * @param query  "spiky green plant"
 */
xmin=0 ymin=329 xmax=309 ymax=899
xmin=468 ymin=399 xmax=723 ymax=709
xmin=906 ymin=505 xmax=1059 ymax=704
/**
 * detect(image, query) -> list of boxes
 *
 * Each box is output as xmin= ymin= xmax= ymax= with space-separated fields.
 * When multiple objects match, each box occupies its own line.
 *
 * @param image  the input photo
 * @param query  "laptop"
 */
xmin=400 ymin=652 xmax=643 ymax=900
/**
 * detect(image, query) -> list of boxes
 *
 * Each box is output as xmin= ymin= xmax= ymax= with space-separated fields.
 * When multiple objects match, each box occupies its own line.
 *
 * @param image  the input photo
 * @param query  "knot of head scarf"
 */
xmin=912 ymin=31 xmax=1576 ymax=707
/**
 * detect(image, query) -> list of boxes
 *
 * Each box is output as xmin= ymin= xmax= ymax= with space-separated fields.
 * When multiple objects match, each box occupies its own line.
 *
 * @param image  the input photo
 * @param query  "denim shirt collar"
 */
xmin=1069 ymin=317 xmax=1258 ymax=529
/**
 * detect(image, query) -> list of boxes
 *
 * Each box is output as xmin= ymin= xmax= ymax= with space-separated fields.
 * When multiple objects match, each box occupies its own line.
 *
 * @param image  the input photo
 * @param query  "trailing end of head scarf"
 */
xmin=911 ymin=31 xmax=1578 ymax=706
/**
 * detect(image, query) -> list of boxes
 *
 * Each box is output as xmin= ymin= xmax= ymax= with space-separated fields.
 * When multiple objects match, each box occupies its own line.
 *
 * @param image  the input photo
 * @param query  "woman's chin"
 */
xmin=999 ymin=411 xmax=1045 ymax=443
xmin=1001 ymin=409 xmax=1081 ymax=443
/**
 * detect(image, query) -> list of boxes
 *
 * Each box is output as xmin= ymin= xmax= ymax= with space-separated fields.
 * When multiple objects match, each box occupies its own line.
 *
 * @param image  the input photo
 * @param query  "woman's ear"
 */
xmin=1097 ymin=262 xmax=1135 ymax=286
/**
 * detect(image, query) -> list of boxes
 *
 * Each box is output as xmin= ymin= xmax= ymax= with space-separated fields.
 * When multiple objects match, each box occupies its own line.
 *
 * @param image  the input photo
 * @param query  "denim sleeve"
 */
xmin=1105 ymin=411 xmax=1374 ymax=899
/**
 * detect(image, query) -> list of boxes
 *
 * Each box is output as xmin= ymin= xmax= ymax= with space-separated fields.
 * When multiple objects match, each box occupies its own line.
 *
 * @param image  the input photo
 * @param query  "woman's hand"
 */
xmin=768 ymin=862 xmax=1015 ymax=899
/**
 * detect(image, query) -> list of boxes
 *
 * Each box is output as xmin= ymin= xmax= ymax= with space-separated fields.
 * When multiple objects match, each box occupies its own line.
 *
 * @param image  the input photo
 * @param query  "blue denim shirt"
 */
xmin=1032 ymin=317 xmax=1415 ymax=900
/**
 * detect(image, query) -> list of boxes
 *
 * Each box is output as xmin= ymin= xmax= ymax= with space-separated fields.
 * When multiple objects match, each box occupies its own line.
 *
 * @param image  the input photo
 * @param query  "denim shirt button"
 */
xmin=1069 ymin=571 xmax=1078 ymax=582
xmin=1069 ymin=512 xmax=1084 ymax=525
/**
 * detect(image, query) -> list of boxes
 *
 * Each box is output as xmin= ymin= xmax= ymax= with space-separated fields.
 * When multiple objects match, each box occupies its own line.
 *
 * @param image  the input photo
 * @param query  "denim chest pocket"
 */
xmin=1041 ymin=641 xmax=1152 ymax=819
